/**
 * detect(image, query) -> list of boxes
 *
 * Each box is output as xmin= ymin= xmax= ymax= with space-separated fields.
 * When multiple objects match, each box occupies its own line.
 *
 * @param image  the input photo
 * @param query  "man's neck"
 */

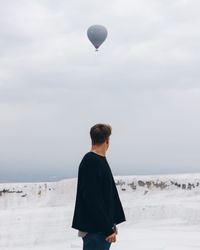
xmin=90 ymin=148 xmax=106 ymax=157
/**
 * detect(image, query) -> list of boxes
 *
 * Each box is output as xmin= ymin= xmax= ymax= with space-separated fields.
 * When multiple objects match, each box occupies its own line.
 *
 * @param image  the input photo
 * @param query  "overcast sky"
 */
xmin=0 ymin=0 xmax=200 ymax=182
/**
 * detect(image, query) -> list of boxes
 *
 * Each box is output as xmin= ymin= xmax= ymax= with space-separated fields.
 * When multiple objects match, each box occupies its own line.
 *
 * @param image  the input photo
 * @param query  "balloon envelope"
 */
xmin=87 ymin=25 xmax=108 ymax=49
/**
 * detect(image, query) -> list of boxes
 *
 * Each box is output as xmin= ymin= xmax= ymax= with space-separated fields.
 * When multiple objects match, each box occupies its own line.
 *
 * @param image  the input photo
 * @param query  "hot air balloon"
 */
xmin=87 ymin=25 xmax=108 ymax=51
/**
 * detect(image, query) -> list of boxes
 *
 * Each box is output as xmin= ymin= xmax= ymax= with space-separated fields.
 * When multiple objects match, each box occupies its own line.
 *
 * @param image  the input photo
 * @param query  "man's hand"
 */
xmin=105 ymin=232 xmax=117 ymax=243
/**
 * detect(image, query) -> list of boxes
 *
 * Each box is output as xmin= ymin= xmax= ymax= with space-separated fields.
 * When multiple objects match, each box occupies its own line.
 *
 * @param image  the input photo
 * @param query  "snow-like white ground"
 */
xmin=1 ymin=173 xmax=200 ymax=250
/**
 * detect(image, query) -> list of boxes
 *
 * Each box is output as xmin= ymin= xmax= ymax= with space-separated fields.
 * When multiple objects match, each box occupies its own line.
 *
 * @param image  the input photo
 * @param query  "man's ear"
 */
xmin=106 ymin=137 xmax=110 ymax=144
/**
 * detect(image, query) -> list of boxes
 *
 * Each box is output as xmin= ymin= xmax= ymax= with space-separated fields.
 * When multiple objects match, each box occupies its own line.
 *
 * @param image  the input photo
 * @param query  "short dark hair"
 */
xmin=90 ymin=123 xmax=112 ymax=145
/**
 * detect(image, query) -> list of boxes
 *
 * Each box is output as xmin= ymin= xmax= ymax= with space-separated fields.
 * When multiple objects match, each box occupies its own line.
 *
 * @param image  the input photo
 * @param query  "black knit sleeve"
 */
xmin=82 ymin=157 xmax=115 ymax=237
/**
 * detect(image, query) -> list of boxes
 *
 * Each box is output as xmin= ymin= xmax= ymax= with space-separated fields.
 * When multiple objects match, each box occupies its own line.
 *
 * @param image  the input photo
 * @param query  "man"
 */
xmin=71 ymin=123 xmax=126 ymax=250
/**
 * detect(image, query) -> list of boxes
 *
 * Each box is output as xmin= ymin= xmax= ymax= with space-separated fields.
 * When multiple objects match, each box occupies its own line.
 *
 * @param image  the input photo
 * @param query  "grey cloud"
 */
xmin=0 ymin=0 xmax=200 ymax=182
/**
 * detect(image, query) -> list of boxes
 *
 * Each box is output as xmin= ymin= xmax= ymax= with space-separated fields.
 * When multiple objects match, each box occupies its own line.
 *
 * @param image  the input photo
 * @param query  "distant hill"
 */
xmin=0 ymin=173 xmax=200 ymax=248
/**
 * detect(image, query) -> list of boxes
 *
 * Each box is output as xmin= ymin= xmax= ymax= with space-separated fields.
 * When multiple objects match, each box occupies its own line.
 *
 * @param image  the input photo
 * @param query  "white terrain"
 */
xmin=1 ymin=173 xmax=200 ymax=250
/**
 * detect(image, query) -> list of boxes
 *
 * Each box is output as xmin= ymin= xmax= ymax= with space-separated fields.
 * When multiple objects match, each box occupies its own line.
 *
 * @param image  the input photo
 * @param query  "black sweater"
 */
xmin=71 ymin=151 xmax=126 ymax=237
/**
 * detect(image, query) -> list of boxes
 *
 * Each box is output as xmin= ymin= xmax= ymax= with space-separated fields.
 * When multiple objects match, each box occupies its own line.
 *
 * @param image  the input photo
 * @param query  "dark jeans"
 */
xmin=82 ymin=232 xmax=112 ymax=250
